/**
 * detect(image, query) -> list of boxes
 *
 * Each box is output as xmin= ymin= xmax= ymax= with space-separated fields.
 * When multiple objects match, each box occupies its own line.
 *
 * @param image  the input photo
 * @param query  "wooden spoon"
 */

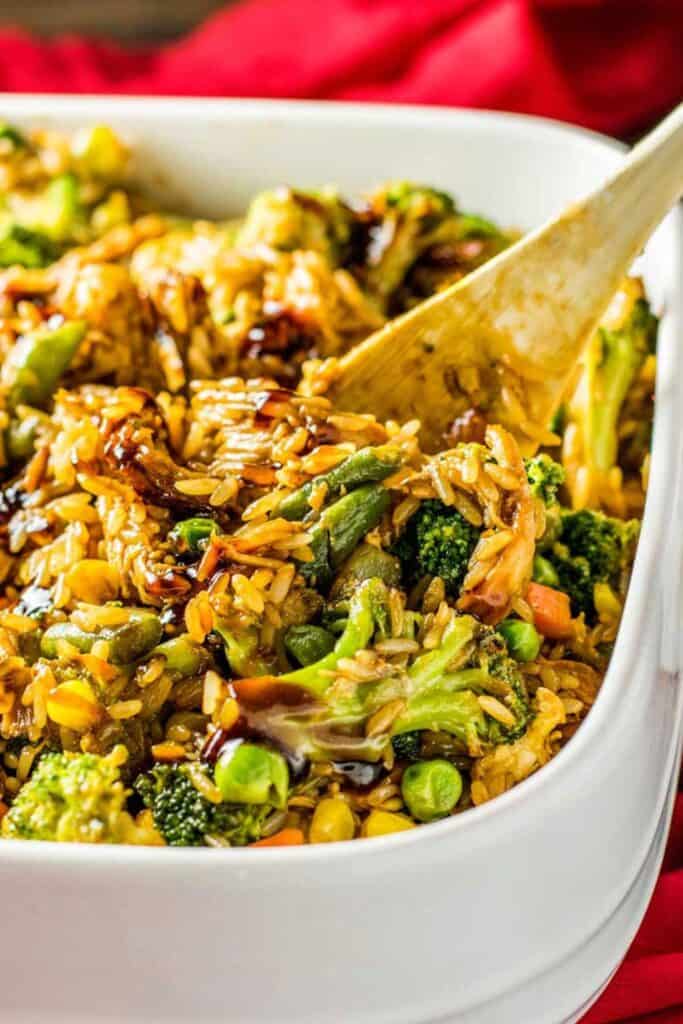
xmin=329 ymin=104 xmax=683 ymax=452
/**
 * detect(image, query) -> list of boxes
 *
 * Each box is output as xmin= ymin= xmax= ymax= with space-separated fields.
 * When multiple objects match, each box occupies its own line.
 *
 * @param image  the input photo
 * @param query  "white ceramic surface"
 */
xmin=0 ymin=97 xmax=681 ymax=1024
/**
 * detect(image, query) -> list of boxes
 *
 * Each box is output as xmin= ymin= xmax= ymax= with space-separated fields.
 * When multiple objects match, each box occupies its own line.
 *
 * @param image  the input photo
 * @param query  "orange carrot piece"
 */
xmin=251 ymin=828 xmax=305 ymax=848
xmin=231 ymin=676 xmax=280 ymax=704
xmin=526 ymin=582 xmax=574 ymax=639
xmin=231 ymin=676 xmax=310 ymax=710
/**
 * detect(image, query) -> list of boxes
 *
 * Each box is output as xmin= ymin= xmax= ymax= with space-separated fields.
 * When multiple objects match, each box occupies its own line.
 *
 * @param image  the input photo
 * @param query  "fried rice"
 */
xmin=0 ymin=123 xmax=656 ymax=847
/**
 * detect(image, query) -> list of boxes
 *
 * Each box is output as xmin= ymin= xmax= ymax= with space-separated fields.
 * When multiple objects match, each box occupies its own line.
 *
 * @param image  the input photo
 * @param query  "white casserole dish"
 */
xmin=0 ymin=96 xmax=681 ymax=1024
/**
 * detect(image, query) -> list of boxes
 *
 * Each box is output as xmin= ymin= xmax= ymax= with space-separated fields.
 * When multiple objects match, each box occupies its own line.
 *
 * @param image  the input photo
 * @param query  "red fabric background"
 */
xmin=0 ymin=0 xmax=681 ymax=136
xmin=0 ymin=1 xmax=682 ymax=1020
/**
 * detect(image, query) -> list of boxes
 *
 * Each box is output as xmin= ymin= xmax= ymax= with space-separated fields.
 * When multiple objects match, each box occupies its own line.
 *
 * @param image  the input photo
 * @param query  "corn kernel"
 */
xmin=65 ymin=559 xmax=120 ymax=604
xmin=362 ymin=810 xmax=416 ymax=838
xmin=309 ymin=798 xmax=355 ymax=844
xmin=46 ymin=678 xmax=102 ymax=732
xmin=72 ymin=124 xmax=128 ymax=178
xmin=593 ymin=581 xmax=622 ymax=620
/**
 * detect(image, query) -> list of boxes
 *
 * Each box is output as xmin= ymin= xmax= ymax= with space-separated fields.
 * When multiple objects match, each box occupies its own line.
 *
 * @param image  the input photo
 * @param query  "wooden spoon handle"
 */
xmin=598 ymin=102 xmax=683 ymax=254
xmin=331 ymin=105 xmax=683 ymax=451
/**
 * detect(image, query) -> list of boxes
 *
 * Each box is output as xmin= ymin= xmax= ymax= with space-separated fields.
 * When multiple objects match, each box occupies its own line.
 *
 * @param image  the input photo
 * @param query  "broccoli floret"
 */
xmin=2 ymin=748 xmax=135 ymax=843
xmin=236 ymin=186 xmax=353 ymax=263
xmin=475 ymin=628 xmax=531 ymax=742
xmin=565 ymin=282 xmax=658 ymax=507
xmin=393 ymin=499 xmax=480 ymax=597
xmin=134 ymin=764 xmax=272 ymax=848
xmin=365 ymin=183 xmax=459 ymax=302
xmin=0 ymin=222 xmax=57 ymax=268
xmin=560 ymin=509 xmax=638 ymax=581
xmin=543 ymin=509 xmax=640 ymax=621
xmin=381 ymin=182 xmax=456 ymax=220
xmin=390 ymin=616 xmax=529 ymax=747
xmin=9 ymin=173 xmax=83 ymax=243
xmin=547 ymin=547 xmax=595 ymax=620
xmin=525 ymin=454 xmax=565 ymax=508
xmin=391 ymin=731 xmax=422 ymax=761
xmin=586 ymin=298 xmax=657 ymax=472
xmin=245 ymin=610 xmax=529 ymax=767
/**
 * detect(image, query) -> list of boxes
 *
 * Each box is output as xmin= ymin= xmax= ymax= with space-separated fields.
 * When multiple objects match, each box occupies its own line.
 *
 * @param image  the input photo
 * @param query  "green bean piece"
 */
xmin=401 ymin=759 xmax=463 ymax=822
xmin=323 ymin=483 xmax=391 ymax=568
xmin=277 ymin=446 xmax=401 ymax=521
xmin=497 ymin=619 xmax=542 ymax=663
xmin=532 ymin=554 xmax=560 ymax=588
xmin=106 ymin=613 xmax=163 ymax=664
xmin=329 ymin=542 xmax=401 ymax=601
xmin=5 ymin=320 xmax=86 ymax=410
xmin=214 ymin=742 xmax=289 ymax=808
xmin=41 ymin=611 xmax=162 ymax=665
xmin=5 ymin=412 xmax=43 ymax=461
xmin=170 ymin=517 xmax=219 ymax=554
xmin=40 ymin=622 xmax=95 ymax=659
xmin=151 ymin=634 xmax=204 ymax=676
xmin=300 ymin=485 xmax=391 ymax=588
xmin=284 ymin=625 xmax=336 ymax=667
xmin=299 ymin=530 xmax=333 ymax=588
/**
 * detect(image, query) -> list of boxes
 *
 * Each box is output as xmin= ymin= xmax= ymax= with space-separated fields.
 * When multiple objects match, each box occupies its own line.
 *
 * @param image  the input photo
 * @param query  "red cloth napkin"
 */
xmin=0 ymin=0 xmax=681 ymax=136
xmin=0 ymin=2 xmax=682 ymax=1020
xmin=581 ymin=794 xmax=683 ymax=1024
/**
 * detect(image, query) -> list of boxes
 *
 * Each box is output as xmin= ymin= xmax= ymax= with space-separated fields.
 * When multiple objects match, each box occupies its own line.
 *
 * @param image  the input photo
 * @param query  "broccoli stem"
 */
xmin=281 ymin=579 xmax=386 ymax=696
xmin=405 ymin=615 xmax=478 ymax=691
xmin=391 ymin=690 xmax=485 ymax=746
xmin=214 ymin=623 xmax=272 ymax=678
xmin=588 ymin=329 xmax=644 ymax=472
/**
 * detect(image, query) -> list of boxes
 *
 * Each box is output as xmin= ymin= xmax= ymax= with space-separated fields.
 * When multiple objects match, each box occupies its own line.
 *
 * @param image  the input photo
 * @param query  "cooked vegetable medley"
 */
xmin=0 ymin=124 xmax=656 ymax=847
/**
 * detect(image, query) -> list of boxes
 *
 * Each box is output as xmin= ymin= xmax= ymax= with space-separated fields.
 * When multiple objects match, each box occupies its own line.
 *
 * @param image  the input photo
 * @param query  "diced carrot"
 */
xmin=231 ymin=676 xmax=310 ymax=709
xmin=231 ymin=676 xmax=280 ymax=705
xmin=526 ymin=582 xmax=574 ymax=639
xmin=251 ymin=828 xmax=305 ymax=848
xmin=0 ymin=801 xmax=8 ymax=821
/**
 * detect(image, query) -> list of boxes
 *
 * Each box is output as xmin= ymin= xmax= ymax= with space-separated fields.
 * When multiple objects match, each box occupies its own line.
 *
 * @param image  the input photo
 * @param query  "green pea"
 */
xmin=283 ymin=625 xmax=336 ymax=667
xmin=214 ymin=742 xmax=289 ymax=809
xmin=497 ymin=619 xmax=542 ymax=663
xmin=533 ymin=554 xmax=560 ymax=588
xmin=171 ymin=517 xmax=219 ymax=554
xmin=401 ymin=759 xmax=462 ymax=823
xmin=151 ymin=634 xmax=204 ymax=676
